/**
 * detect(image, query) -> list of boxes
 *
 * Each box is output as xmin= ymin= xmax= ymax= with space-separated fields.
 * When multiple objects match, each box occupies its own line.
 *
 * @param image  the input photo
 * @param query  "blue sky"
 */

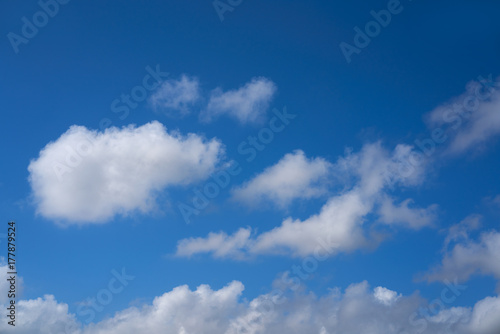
xmin=1 ymin=0 xmax=500 ymax=333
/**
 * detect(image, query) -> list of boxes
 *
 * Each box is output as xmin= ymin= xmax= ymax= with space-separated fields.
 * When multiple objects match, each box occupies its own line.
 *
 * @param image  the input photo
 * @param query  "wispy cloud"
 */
xmin=378 ymin=196 xmax=438 ymax=230
xmin=176 ymin=142 xmax=436 ymax=259
xmin=149 ymin=74 xmax=201 ymax=116
xmin=424 ymin=215 xmax=500 ymax=283
xmin=201 ymin=77 xmax=277 ymax=124
xmin=426 ymin=76 xmax=500 ymax=156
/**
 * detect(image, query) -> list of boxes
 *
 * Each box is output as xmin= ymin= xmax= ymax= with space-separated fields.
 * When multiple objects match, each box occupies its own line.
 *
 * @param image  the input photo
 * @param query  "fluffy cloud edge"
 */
xmin=28 ymin=121 xmax=224 ymax=224
xmin=231 ymin=150 xmax=332 ymax=208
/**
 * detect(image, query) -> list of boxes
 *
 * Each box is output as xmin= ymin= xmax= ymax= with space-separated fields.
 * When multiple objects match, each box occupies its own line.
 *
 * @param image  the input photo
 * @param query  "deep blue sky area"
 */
xmin=1 ymin=1 xmax=500 ymax=332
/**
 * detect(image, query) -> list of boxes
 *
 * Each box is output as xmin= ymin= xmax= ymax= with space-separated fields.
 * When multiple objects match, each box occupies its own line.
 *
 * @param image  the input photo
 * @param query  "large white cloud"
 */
xmin=1 ymin=280 xmax=499 ymax=334
xmin=201 ymin=77 xmax=277 ymax=124
xmin=149 ymin=74 xmax=201 ymax=116
xmin=232 ymin=150 xmax=332 ymax=208
xmin=426 ymin=76 xmax=500 ymax=155
xmin=176 ymin=143 xmax=437 ymax=259
xmin=28 ymin=121 xmax=224 ymax=224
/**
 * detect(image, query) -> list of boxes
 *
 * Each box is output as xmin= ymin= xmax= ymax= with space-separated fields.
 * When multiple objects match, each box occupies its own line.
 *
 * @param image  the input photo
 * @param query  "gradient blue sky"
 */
xmin=1 ymin=1 xmax=500 ymax=333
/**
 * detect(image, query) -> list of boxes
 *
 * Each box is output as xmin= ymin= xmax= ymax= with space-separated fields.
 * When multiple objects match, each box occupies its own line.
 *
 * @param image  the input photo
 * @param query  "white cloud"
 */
xmin=177 ymin=187 xmax=371 ymax=258
xmin=1 ymin=280 xmax=499 ymax=334
xmin=249 ymin=188 xmax=373 ymax=257
xmin=6 ymin=295 xmax=80 ymax=334
xmin=426 ymin=76 xmax=500 ymax=155
xmin=149 ymin=74 xmax=201 ymax=116
xmin=443 ymin=214 xmax=482 ymax=250
xmin=202 ymin=77 xmax=277 ymax=124
xmin=232 ymin=150 xmax=332 ymax=208
xmin=176 ymin=143 xmax=435 ymax=259
xmin=373 ymin=286 xmax=401 ymax=306
xmin=28 ymin=121 xmax=224 ymax=224
xmin=425 ymin=228 xmax=500 ymax=283
xmin=378 ymin=196 xmax=438 ymax=229
xmin=466 ymin=296 xmax=500 ymax=334
xmin=176 ymin=228 xmax=252 ymax=260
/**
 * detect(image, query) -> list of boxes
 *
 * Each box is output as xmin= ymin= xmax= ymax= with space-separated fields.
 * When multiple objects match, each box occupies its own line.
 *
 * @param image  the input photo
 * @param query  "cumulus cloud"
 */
xmin=149 ymin=74 xmax=201 ymax=116
xmin=1 ymin=280 xmax=499 ymax=334
xmin=466 ymin=295 xmax=500 ymax=334
xmin=426 ymin=76 xmax=500 ymax=155
xmin=176 ymin=143 xmax=436 ymax=259
xmin=373 ymin=286 xmax=401 ymax=306
xmin=425 ymin=223 xmax=500 ymax=283
xmin=202 ymin=77 xmax=277 ymax=124
xmin=28 ymin=121 xmax=224 ymax=224
xmin=3 ymin=295 xmax=80 ymax=334
xmin=232 ymin=150 xmax=332 ymax=208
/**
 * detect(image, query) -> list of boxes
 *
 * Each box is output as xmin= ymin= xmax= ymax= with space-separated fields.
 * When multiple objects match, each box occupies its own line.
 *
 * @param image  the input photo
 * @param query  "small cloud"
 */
xmin=149 ymin=74 xmax=201 ymax=116
xmin=176 ymin=228 xmax=252 ymax=260
xmin=426 ymin=76 xmax=500 ymax=156
xmin=201 ymin=77 xmax=277 ymax=124
xmin=378 ymin=196 xmax=438 ymax=230
xmin=232 ymin=150 xmax=332 ymax=208
xmin=373 ymin=286 xmax=401 ymax=306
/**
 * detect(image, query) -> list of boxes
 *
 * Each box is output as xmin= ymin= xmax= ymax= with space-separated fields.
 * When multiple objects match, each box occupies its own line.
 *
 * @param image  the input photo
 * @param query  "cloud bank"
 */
xmin=1 ymin=279 xmax=499 ymax=334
